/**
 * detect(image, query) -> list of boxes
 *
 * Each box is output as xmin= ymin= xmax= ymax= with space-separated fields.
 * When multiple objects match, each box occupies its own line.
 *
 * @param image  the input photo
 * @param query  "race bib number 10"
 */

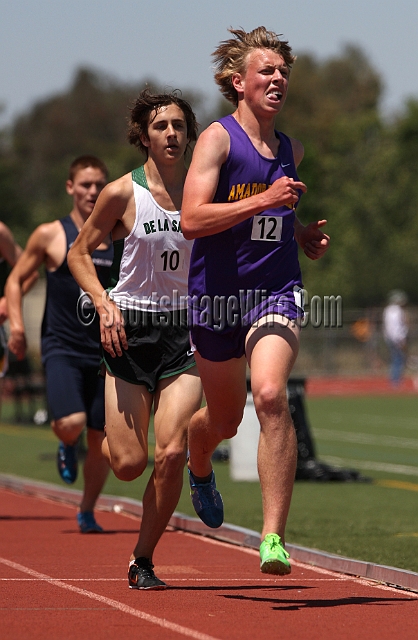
xmin=251 ymin=215 xmax=283 ymax=241
xmin=155 ymin=249 xmax=185 ymax=272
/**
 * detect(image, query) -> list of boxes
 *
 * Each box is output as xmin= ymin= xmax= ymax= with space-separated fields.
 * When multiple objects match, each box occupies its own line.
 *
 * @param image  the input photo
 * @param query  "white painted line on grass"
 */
xmin=313 ymin=428 xmax=418 ymax=450
xmin=320 ymin=456 xmax=418 ymax=477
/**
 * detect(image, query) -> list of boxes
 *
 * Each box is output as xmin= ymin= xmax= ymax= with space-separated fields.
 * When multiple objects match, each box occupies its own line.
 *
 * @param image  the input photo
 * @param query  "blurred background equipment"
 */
xmin=288 ymin=378 xmax=370 ymax=482
xmin=3 ymin=353 xmax=46 ymax=424
xmin=229 ymin=378 xmax=370 ymax=482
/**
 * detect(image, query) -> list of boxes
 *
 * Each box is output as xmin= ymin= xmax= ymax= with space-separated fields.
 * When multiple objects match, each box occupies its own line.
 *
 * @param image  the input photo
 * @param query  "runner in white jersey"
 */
xmin=68 ymin=89 xmax=202 ymax=590
xmin=108 ymin=163 xmax=192 ymax=314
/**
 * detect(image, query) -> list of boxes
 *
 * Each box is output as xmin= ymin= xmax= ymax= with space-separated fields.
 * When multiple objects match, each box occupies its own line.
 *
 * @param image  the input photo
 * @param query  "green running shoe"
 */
xmin=260 ymin=533 xmax=291 ymax=575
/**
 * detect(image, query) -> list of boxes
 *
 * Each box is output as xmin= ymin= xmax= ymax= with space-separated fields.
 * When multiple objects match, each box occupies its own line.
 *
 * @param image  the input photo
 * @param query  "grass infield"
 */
xmin=0 ymin=394 xmax=417 ymax=572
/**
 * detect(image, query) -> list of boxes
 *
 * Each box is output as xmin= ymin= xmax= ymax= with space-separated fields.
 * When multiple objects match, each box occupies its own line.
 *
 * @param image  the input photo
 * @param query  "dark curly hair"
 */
xmin=128 ymin=88 xmax=198 ymax=156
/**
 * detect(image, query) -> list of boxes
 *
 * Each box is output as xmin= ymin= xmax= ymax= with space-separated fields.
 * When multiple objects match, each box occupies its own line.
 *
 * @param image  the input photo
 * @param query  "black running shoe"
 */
xmin=128 ymin=557 xmax=167 ymax=590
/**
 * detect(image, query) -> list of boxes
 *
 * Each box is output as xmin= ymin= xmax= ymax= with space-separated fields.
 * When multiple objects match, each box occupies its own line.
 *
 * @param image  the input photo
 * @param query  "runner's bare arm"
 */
xmin=68 ymin=175 xmax=132 ymax=356
xmin=0 ymin=225 xmax=38 ymax=324
xmin=0 ymin=222 xmax=20 ymax=266
xmin=181 ymin=124 xmax=306 ymax=239
xmin=6 ymin=224 xmax=56 ymax=359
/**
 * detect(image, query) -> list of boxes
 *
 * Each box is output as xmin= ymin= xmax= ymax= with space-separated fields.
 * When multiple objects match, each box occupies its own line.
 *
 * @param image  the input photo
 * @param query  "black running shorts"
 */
xmin=102 ymin=309 xmax=195 ymax=393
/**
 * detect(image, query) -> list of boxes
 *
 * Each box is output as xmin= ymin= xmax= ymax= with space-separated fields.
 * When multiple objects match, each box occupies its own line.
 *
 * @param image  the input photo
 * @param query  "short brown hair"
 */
xmin=68 ymin=155 xmax=109 ymax=181
xmin=212 ymin=27 xmax=296 ymax=105
xmin=127 ymin=88 xmax=198 ymax=156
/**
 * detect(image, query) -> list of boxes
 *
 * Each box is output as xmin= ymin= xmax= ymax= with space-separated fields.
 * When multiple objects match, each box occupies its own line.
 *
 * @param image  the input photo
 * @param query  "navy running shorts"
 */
xmin=44 ymin=355 xmax=105 ymax=430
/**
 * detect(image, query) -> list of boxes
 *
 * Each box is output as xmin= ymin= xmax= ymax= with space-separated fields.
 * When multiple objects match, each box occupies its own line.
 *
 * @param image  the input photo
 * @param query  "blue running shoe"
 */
xmin=57 ymin=441 xmax=78 ymax=484
xmin=77 ymin=511 xmax=103 ymax=533
xmin=188 ymin=469 xmax=224 ymax=528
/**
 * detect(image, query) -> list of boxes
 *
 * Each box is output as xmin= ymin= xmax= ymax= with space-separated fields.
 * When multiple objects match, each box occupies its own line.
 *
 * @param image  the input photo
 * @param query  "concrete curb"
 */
xmin=1 ymin=473 xmax=417 ymax=593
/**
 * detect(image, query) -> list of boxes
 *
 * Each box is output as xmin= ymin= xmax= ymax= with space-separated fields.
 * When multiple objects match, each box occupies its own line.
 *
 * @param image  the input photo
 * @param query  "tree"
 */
xmin=0 ymin=127 xmax=29 ymax=245
xmin=3 ymin=50 xmax=418 ymax=308
xmin=11 ymin=67 xmax=204 ymax=226
xmin=208 ymin=45 xmax=418 ymax=306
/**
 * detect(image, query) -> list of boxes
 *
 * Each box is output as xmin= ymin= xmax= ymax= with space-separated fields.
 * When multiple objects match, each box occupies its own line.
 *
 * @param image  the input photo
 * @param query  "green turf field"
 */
xmin=0 ymin=394 xmax=417 ymax=572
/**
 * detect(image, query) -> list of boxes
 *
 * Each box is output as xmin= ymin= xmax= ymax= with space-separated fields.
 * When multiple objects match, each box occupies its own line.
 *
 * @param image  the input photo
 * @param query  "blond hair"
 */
xmin=212 ymin=27 xmax=296 ymax=105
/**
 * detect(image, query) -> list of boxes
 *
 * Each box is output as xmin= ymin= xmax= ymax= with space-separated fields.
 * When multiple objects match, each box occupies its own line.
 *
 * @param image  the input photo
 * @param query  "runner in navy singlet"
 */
xmin=6 ymin=156 xmax=112 ymax=533
xmin=68 ymin=91 xmax=202 ymax=590
xmin=182 ymin=27 xmax=330 ymax=575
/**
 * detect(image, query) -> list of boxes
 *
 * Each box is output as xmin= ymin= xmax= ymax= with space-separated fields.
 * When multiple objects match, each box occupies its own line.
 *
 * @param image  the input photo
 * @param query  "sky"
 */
xmin=1 ymin=0 xmax=417 ymax=128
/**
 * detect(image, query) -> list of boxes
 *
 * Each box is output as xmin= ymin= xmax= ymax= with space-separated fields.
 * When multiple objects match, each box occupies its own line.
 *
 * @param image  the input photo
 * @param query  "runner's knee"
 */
xmin=52 ymin=412 xmax=85 ymax=444
xmin=252 ymin=383 xmax=288 ymax=416
xmin=154 ymin=444 xmax=186 ymax=478
xmin=109 ymin=451 xmax=148 ymax=481
xmin=216 ymin=409 xmax=245 ymax=440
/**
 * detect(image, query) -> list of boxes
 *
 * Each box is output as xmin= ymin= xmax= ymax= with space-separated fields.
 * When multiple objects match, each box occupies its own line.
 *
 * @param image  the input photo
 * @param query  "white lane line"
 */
xmin=0 ymin=578 xmax=123 ymax=581
xmin=0 ymin=557 xmax=220 ymax=640
xmin=0 ymin=577 xmax=346 ymax=582
xmin=2 ymin=557 xmax=416 ymax=601
xmin=178 ymin=533 xmax=418 ymax=598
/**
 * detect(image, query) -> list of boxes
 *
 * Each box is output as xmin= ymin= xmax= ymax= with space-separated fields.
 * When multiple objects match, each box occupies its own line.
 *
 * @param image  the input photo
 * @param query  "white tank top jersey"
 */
xmin=108 ymin=166 xmax=193 ymax=312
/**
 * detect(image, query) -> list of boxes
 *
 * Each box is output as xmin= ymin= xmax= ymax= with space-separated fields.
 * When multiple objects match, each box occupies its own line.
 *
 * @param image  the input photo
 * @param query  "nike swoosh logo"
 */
xmin=186 ymin=350 xmax=194 ymax=357
xmin=281 ymin=163 xmax=291 ymax=168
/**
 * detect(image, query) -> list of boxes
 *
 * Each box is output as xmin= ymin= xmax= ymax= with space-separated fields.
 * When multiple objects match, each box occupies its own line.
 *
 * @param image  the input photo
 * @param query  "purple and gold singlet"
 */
xmin=188 ymin=115 xmax=304 ymax=345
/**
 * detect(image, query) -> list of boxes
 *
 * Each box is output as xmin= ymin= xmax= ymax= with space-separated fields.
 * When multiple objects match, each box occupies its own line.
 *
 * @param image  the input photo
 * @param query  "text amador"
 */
xmin=228 ymin=182 xmax=293 ymax=208
xmin=228 ymin=183 xmax=269 ymax=200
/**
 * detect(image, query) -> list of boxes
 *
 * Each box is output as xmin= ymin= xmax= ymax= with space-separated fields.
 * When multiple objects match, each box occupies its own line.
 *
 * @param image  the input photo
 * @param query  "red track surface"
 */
xmin=306 ymin=376 xmax=418 ymax=396
xmin=1 ymin=484 xmax=417 ymax=640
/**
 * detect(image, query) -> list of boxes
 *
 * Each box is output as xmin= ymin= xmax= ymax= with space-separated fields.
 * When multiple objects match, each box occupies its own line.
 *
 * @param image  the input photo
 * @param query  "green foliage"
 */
xmin=269 ymin=47 xmax=418 ymax=306
xmin=0 ymin=137 xmax=30 ymax=245
xmin=0 ymin=47 xmax=418 ymax=305
xmin=9 ymin=67 xmax=204 ymax=227
xmin=11 ymin=68 xmax=148 ymax=216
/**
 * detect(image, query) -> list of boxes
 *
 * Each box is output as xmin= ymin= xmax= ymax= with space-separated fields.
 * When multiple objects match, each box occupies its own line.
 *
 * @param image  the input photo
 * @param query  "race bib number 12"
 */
xmin=251 ymin=215 xmax=283 ymax=241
